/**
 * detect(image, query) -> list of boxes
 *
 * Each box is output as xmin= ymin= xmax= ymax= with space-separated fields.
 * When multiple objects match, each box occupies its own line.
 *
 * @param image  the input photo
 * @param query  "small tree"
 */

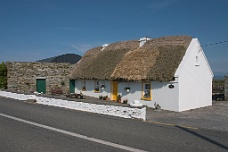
xmin=0 ymin=62 xmax=7 ymax=89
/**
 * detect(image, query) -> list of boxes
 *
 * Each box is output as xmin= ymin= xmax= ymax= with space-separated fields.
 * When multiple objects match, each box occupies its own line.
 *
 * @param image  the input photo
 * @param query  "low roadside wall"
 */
xmin=0 ymin=90 xmax=146 ymax=120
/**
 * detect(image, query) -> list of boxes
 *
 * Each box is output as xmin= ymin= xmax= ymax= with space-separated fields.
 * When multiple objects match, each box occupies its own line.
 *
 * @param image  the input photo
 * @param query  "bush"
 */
xmin=50 ymin=86 xmax=63 ymax=95
xmin=0 ymin=62 xmax=7 ymax=89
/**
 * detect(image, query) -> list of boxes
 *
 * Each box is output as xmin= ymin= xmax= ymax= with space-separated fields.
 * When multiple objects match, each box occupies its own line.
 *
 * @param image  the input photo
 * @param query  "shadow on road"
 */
xmin=176 ymin=126 xmax=228 ymax=151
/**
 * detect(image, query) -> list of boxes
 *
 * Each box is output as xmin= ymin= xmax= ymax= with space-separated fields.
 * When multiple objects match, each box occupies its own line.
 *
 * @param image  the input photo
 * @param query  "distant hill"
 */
xmin=37 ymin=54 xmax=81 ymax=64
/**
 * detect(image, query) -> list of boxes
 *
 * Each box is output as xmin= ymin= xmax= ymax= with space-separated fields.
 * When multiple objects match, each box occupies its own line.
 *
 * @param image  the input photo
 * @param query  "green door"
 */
xmin=70 ymin=80 xmax=75 ymax=93
xmin=36 ymin=79 xmax=46 ymax=94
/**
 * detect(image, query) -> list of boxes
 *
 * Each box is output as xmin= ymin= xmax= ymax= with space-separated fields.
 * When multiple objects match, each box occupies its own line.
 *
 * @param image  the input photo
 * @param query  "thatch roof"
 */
xmin=70 ymin=36 xmax=192 ymax=82
xmin=70 ymin=41 xmax=139 ymax=80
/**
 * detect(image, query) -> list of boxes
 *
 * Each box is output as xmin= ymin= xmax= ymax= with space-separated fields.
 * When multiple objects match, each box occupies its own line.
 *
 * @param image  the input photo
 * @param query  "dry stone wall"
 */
xmin=225 ymin=76 xmax=228 ymax=101
xmin=7 ymin=62 xmax=73 ymax=94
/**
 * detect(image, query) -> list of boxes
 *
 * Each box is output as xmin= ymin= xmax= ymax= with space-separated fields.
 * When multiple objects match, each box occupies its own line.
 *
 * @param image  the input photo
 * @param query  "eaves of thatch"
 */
xmin=70 ymin=35 xmax=192 ymax=82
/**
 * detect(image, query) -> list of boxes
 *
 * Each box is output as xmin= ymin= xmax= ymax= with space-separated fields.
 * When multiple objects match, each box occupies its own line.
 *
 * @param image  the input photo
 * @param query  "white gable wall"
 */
xmin=176 ymin=38 xmax=213 ymax=111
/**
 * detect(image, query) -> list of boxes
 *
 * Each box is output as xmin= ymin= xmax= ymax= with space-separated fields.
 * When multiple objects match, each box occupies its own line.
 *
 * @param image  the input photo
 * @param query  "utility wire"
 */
xmin=202 ymin=40 xmax=228 ymax=47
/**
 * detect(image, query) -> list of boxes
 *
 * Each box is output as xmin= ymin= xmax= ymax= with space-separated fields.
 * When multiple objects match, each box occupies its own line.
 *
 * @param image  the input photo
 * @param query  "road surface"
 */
xmin=0 ymin=97 xmax=227 ymax=152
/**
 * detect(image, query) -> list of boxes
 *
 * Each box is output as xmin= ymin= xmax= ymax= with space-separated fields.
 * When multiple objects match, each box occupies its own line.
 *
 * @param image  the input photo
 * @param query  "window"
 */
xmin=142 ymin=82 xmax=151 ymax=100
xmin=81 ymin=80 xmax=86 ymax=90
xmin=195 ymin=56 xmax=199 ymax=66
xmin=94 ymin=80 xmax=99 ymax=92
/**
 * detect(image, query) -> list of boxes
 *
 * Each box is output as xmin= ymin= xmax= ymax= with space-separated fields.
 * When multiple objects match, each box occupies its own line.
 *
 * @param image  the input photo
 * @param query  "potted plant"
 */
xmin=123 ymin=98 xmax=128 ymax=104
xmin=100 ymin=85 xmax=105 ymax=90
xmin=125 ymin=87 xmax=130 ymax=92
xmin=117 ymin=94 xmax=121 ymax=103
xmin=82 ymin=86 xmax=86 ymax=91
xmin=105 ymin=95 xmax=109 ymax=100
xmin=99 ymin=95 xmax=103 ymax=99
xmin=154 ymin=102 xmax=161 ymax=111
xmin=103 ymin=96 xmax=107 ymax=100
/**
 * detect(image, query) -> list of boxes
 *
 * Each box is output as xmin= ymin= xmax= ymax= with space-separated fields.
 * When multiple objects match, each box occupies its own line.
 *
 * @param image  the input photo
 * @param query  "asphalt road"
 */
xmin=0 ymin=97 xmax=228 ymax=152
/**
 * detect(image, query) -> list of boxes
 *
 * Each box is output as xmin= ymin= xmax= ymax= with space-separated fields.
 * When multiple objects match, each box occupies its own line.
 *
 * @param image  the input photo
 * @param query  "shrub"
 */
xmin=0 ymin=62 xmax=7 ymax=89
xmin=50 ymin=86 xmax=63 ymax=95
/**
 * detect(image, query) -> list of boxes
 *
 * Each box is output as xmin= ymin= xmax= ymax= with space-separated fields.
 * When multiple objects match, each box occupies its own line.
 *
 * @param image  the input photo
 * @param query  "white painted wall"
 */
xmin=119 ymin=81 xmax=143 ymax=104
xmin=75 ymin=80 xmax=179 ymax=110
xmin=75 ymin=80 xmax=111 ymax=99
xmin=118 ymin=81 xmax=179 ymax=110
xmin=175 ymin=38 xmax=213 ymax=111
xmin=151 ymin=81 xmax=179 ymax=111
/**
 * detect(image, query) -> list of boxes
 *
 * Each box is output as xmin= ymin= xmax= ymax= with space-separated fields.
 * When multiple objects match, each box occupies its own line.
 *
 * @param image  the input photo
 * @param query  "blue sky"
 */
xmin=0 ymin=0 xmax=227 ymax=76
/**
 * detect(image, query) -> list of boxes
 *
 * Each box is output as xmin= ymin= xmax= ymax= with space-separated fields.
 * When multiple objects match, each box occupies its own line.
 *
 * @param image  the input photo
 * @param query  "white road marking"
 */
xmin=0 ymin=113 xmax=147 ymax=152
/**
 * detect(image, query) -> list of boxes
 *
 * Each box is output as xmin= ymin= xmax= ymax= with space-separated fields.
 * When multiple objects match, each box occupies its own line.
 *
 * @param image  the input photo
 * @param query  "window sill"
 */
xmin=141 ymin=98 xmax=151 ymax=101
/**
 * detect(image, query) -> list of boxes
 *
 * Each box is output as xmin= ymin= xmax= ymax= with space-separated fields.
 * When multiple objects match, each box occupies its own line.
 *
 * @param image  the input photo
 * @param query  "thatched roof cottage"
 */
xmin=69 ymin=36 xmax=213 ymax=112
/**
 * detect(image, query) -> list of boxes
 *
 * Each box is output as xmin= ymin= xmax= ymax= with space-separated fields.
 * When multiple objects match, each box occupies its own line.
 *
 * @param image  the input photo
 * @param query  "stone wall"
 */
xmin=7 ymin=62 xmax=73 ymax=94
xmin=225 ymin=76 xmax=228 ymax=101
xmin=0 ymin=90 xmax=146 ymax=120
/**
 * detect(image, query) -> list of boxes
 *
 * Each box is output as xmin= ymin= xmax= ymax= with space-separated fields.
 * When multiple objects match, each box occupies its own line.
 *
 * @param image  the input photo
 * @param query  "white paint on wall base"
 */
xmin=0 ymin=91 xmax=146 ymax=120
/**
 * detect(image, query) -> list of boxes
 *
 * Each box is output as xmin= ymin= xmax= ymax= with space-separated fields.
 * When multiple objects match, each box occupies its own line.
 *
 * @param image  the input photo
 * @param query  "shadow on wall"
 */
xmin=152 ymin=81 xmax=176 ymax=90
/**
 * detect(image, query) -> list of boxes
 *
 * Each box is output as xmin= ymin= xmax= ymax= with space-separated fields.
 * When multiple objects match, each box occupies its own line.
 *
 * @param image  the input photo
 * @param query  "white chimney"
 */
xmin=102 ymin=44 xmax=109 ymax=50
xmin=139 ymin=37 xmax=150 ymax=47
